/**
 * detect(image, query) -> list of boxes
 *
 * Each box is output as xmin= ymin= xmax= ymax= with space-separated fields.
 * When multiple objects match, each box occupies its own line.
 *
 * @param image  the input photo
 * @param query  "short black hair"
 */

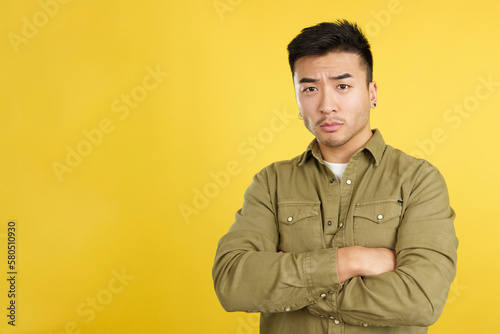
xmin=287 ymin=20 xmax=373 ymax=83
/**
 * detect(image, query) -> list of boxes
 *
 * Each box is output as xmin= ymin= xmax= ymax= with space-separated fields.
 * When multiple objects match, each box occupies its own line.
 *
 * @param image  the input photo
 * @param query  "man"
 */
xmin=212 ymin=20 xmax=458 ymax=333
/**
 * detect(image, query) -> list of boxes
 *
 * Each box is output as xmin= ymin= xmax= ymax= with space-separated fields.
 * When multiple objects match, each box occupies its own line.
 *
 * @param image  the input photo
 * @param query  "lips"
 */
xmin=319 ymin=121 xmax=343 ymax=132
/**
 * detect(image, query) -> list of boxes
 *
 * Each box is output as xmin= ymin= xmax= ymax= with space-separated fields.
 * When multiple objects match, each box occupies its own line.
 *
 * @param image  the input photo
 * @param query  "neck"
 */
xmin=319 ymin=129 xmax=373 ymax=163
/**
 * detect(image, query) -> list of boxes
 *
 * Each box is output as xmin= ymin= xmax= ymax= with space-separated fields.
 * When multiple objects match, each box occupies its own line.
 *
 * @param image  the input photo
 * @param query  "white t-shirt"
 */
xmin=324 ymin=161 xmax=348 ymax=182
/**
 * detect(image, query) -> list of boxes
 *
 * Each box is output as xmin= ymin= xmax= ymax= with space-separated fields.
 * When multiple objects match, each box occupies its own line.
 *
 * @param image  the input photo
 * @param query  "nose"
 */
xmin=319 ymin=86 xmax=338 ymax=114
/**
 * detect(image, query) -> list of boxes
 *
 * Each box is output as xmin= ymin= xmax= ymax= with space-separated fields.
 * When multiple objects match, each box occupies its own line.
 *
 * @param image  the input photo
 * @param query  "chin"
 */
xmin=319 ymin=136 xmax=348 ymax=148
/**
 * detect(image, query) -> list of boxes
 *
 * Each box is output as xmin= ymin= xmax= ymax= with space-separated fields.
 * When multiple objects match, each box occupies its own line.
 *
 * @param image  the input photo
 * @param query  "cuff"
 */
xmin=305 ymin=247 xmax=343 ymax=297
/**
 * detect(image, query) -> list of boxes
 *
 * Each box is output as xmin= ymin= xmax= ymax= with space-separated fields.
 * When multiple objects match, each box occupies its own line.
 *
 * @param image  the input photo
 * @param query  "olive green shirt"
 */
xmin=213 ymin=130 xmax=458 ymax=333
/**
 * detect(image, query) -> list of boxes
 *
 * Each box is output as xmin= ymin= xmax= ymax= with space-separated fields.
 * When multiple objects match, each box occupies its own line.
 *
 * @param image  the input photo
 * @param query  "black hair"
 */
xmin=287 ymin=20 xmax=373 ymax=83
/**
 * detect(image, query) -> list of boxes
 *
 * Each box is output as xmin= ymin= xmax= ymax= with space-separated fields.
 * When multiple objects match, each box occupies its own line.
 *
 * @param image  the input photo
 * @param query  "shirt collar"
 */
xmin=297 ymin=129 xmax=386 ymax=167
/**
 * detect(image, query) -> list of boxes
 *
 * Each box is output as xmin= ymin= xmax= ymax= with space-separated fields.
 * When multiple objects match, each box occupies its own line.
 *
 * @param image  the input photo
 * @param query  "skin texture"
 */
xmin=292 ymin=52 xmax=395 ymax=282
xmin=294 ymin=52 xmax=377 ymax=163
xmin=337 ymin=246 xmax=396 ymax=283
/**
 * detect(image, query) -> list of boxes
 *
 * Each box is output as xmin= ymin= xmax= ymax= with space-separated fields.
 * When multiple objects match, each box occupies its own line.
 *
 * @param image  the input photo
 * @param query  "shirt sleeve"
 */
xmin=212 ymin=168 xmax=343 ymax=313
xmin=337 ymin=165 xmax=459 ymax=327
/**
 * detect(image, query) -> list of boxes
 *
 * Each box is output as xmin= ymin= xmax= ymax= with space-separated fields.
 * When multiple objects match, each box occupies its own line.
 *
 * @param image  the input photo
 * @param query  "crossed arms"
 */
xmin=212 ymin=165 xmax=458 ymax=327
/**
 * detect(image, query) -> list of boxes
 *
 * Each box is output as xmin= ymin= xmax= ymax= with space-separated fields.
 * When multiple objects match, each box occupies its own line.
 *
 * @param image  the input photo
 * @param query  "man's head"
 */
xmin=287 ymin=20 xmax=373 ymax=84
xmin=287 ymin=20 xmax=377 ymax=161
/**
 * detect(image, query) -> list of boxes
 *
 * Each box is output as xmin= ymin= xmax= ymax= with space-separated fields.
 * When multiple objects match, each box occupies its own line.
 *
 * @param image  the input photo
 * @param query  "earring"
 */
xmin=297 ymin=114 xmax=303 ymax=120
xmin=373 ymin=102 xmax=377 ymax=108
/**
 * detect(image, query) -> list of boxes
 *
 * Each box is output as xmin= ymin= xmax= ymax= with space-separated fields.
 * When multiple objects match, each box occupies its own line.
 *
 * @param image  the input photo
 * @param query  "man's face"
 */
xmin=293 ymin=52 xmax=377 ymax=152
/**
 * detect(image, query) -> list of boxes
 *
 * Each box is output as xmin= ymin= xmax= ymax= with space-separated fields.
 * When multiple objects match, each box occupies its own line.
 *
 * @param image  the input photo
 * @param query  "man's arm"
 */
xmin=213 ymin=164 xmax=457 ymax=326
xmin=336 ymin=246 xmax=396 ymax=283
xmin=335 ymin=165 xmax=458 ymax=327
xmin=214 ymin=167 xmax=400 ymax=313
xmin=212 ymin=168 xmax=344 ymax=313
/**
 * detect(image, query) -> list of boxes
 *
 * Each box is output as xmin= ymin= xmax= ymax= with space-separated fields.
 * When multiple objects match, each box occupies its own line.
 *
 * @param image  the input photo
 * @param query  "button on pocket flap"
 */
xmin=278 ymin=202 xmax=320 ymax=225
xmin=354 ymin=200 xmax=402 ymax=224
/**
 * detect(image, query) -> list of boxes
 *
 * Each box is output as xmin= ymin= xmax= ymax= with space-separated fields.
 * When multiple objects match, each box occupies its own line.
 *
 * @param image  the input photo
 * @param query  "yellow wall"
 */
xmin=0 ymin=0 xmax=498 ymax=333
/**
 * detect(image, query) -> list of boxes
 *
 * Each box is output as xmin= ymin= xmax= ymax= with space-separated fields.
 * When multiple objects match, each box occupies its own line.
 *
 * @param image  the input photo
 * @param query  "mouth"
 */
xmin=319 ymin=121 xmax=344 ymax=132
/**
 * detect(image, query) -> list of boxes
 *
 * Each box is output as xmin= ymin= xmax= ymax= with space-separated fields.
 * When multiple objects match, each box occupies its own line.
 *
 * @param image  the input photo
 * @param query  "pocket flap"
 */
xmin=354 ymin=200 xmax=402 ymax=224
xmin=278 ymin=201 xmax=320 ymax=225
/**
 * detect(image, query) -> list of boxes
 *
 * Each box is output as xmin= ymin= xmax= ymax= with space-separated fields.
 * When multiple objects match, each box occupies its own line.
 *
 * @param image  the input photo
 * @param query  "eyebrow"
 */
xmin=298 ymin=73 xmax=353 ymax=84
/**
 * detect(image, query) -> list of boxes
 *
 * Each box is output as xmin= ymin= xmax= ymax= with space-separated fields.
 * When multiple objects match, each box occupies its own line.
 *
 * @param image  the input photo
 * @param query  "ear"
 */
xmin=369 ymin=81 xmax=378 ymax=108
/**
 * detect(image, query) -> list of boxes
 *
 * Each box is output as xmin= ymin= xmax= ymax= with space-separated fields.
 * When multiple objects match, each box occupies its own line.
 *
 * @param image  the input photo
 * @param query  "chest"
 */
xmin=275 ymin=163 xmax=407 ymax=252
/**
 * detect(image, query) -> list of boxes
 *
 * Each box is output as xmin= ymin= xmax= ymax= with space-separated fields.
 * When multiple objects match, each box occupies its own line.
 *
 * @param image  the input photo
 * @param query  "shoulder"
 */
xmin=383 ymin=145 xmax=446 ymax=191
xmin=385 ymin=144 xmax=435 ymax=169
xmin=258 ymin=151 xmax=310 ymax=177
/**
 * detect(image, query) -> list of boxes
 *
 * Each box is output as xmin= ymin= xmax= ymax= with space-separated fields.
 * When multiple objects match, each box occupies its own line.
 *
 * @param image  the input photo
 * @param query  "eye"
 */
xmin=302 ymin=87 xmax=317 ymax=93
xmin=337 ymin=84 xmax=349 ymax=90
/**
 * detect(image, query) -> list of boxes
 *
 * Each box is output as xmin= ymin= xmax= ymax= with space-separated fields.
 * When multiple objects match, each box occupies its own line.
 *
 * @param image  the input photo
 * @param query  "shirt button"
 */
xmin=339 ymin=222 xmax=344 ymax=228
xmin=334 ymin=319 xmax=340 ymax=325
xmin=285 ymin=307 xmax=291 ymax=312
xmin=363 ymin=323 xmax=368 ymax=327
xmin=287 ymin=216 xmax=293 ymax=222
xmin=320 ymin=293 xmax=327 ymax=298
xmin=329 ymin=316 xmax=335 ymax=320
xmin=327 ymin=221 xmax=332 ymax=226
xmin=377 ymin=214 xmax=383 ymax=220
xmin=346 ymin=179 xmax=352 ymax=185
xmin=330 ymin=178 xmax=335 ymax=183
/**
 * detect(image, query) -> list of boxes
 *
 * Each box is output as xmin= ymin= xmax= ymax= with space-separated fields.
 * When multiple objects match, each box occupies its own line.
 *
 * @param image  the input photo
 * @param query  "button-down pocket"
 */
xmin=278 ymin=201 xmax=322 ymax=253
xmin=353 ymin=199 xmax=402 ymax=249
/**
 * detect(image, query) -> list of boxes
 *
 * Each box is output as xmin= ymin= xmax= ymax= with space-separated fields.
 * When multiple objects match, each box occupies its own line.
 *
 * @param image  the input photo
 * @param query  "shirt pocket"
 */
xmin=352 ymin=199 xmax=402 ymax=249
xmin=277 ymin=201 xmax=322 ymax=253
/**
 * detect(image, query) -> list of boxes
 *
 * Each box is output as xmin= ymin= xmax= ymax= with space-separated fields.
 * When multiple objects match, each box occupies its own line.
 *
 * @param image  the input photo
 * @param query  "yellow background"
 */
xmin=0 ymin=0 xmax=498 ymax=333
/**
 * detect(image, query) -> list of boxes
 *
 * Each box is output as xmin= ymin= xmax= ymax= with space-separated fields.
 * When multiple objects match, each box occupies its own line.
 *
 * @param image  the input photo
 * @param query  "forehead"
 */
xmin=293 ymin=52 xmax=365 ymax=81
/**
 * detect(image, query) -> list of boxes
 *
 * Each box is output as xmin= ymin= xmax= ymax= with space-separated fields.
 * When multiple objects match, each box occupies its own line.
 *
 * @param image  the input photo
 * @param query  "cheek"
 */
xmin=297 ymin=96 xmax=318 ymax=113
xmin=343 ymin=92 xmax=370 ymax=111
xmin=303 ymin=116 xmax=316 ymax=132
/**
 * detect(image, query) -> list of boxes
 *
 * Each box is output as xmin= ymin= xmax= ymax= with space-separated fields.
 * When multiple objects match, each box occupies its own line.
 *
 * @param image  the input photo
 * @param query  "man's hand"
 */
xmin=337 ymin=246 xmax=396 ymax=283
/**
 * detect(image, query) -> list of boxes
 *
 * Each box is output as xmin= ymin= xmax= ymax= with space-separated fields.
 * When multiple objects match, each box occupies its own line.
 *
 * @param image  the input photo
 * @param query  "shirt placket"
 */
xmin=329 ymin=154 xmax=360 ymax=332
xmin=323 ymin=165 xmax=340 ymax=248
xmin=335 ymin=153 xmax=360 ymax=249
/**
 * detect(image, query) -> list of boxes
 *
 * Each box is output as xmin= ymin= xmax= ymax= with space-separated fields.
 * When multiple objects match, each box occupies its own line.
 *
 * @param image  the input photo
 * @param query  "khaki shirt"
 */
xmin=213 ymin=130 xmax=458 ymax=333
